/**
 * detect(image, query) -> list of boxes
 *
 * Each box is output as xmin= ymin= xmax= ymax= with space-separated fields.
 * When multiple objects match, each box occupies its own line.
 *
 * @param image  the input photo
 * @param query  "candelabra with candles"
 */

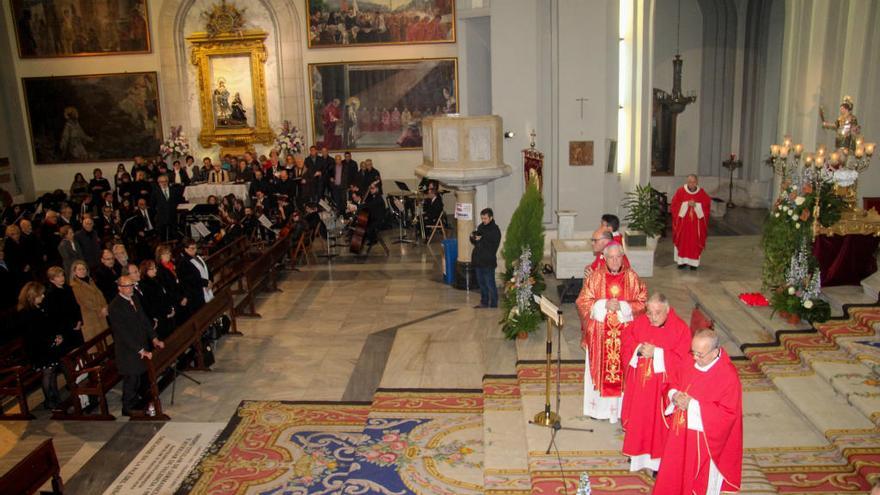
xmin=722 ymin=153 xmax=743 ymax=208
xmin=769 ymin=135 xmax=875 ymax=212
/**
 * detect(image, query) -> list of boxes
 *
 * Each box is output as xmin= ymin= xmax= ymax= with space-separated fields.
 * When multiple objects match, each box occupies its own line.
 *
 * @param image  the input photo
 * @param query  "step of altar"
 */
xmin=822 ymin=285 xmax=877 ymax=316
xmin=861 ymin=270 xmax=880 ymax=300
xmin=769 ymin=372 xmax=875 ymax=435
xmin=741 ymin=455 xmax=778 ymax=494
xmin=719 ymin=281 xmax=811 ymax=334
xmin=482 ymin=375 xmax=532 ymax=495
xmin=687 ymin=282 xmax=772 ymax=353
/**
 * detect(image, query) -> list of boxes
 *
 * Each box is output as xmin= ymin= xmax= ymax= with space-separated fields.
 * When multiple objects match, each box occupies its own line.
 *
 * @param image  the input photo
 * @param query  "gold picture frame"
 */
xmin=186 ymin=30 xmax=274 ymax=152
xmin=306 ymin=0 xmax=456 ymax=49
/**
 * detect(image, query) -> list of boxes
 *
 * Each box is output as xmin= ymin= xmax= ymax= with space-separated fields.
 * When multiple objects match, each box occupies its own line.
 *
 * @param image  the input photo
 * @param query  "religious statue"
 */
xmin=229 ymin=92 xmax=247 ymax=125
xmin=213 ymin=78 xmax=231 ymax=124
xmin=820 ymin=95 xmax=861 ymax=154
xmin=523 ymin=131 xmax=544 ymax=194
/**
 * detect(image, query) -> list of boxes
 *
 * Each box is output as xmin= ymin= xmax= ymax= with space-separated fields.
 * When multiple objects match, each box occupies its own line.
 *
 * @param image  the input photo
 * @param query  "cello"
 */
xmin=349 ymin=208 xmax=369 ymax=254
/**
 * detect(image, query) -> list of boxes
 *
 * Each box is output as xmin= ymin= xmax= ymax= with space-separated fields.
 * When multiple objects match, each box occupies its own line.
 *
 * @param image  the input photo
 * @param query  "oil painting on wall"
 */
xmin=309 ymin=58 xmax=458 ymax=151
xmin=11 ymin=0 xmax=151 ymax=58
xmin=210 ymin=56 xmax=254 ymax=129
xmin=307 ymin=0 xmax=455 ymax=48
xmin=23 ymin=72 xmax=162 ymax=164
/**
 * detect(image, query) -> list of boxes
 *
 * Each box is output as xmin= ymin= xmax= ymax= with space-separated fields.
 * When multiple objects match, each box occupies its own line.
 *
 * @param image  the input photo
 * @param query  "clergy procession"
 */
xmin=576 ymin=200 xmax=743 ymax=494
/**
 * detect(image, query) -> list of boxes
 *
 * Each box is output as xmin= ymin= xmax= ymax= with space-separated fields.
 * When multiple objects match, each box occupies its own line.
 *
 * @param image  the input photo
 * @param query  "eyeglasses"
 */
xmin=117 ymin=284 xmax=135 ymax=288
xmin=689 ymin=348 xmax=720 ymax=359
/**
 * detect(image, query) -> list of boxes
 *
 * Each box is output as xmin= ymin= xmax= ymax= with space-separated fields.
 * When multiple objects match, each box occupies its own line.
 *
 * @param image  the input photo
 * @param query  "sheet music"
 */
xmin=258 ymin=214 xmax=273 ymax=229
xmin=192 ymin=222 xmax=211 ymax=237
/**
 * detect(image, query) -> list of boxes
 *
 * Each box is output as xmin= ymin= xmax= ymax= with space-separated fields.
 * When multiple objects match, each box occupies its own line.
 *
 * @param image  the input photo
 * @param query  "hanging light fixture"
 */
xmin=656 ymin=0 xmax=697 ymax=114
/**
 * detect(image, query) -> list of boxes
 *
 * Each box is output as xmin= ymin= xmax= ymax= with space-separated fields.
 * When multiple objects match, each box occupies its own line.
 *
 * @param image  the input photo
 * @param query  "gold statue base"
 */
xmin=532 ymin=409 xmax=561 ymax=427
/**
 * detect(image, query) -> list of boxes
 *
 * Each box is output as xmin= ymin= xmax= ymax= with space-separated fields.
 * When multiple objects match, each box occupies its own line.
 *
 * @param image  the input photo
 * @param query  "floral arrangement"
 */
xmin=833 ymin=169 xmax=858 ymax=187
xmin=159 ymin=125 xmax=190 ymax=159
xmin=501 ymin=247 xmax=542 ymax=339
xmin=275 ymin=120 xmax=305 ymax=157
xmin=576 ymin=472 xmax=592 ymax=495
xmin=770 ymin=241 xmax=830 ymax=322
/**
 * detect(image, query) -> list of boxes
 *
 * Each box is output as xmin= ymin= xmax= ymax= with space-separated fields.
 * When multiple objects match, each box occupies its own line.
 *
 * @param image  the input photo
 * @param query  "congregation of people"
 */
xmin=0 ymin=144 xmax=435 ymax=416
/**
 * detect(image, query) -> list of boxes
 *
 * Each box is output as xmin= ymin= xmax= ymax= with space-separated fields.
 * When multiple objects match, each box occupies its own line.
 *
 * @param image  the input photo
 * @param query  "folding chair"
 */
xmin=426 ymin=214 xmax=448 ymax=244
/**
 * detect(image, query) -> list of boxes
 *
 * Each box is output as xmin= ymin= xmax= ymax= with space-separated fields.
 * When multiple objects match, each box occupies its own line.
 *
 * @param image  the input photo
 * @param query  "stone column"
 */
xmin=556 ymin=210 xmax=577 ymax=240
xmin=454 ymin=187 xmax=477 ymax=290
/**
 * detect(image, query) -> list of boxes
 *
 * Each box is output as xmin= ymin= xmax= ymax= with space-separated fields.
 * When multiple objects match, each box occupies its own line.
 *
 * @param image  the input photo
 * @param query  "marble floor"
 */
xmin=0 ymin=211 xmax=875 ymax=493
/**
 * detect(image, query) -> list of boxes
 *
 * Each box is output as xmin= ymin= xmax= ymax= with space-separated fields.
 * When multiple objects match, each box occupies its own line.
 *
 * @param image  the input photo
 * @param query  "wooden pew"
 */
xmin=0 ymin=438 xmax=64 ymax=494
xmin=132 ymin=290 xmax=237 ymax=421
xmin=52 ymin=330 xmax=120 ymax=421
xmin=233 ymin=238 xmax=285 ymax=318
xmin=206 ymin=236 xmax=250 ymax=294
xmin=0 ymin=339 xmax=43 ymax=420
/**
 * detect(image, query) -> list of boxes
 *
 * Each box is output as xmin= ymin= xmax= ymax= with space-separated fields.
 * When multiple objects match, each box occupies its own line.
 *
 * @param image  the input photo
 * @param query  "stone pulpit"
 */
xmin=415 ymin=115 xmax=512 ymax=289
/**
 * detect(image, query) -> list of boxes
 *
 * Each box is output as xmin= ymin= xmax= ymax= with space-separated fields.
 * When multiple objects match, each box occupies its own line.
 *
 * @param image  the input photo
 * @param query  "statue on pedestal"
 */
xmin=820 ymin=95 xmax=861 ymax=155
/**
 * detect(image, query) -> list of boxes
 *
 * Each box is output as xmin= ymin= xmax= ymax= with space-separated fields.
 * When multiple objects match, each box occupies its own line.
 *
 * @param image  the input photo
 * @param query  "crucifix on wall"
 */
xmin=576 ymin=97 xmax=589 ymax=119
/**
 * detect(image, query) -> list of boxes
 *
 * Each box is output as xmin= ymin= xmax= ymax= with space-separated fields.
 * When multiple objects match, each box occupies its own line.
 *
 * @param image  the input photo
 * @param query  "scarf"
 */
xmin=161 ymin=260 xmax=176 ymax=276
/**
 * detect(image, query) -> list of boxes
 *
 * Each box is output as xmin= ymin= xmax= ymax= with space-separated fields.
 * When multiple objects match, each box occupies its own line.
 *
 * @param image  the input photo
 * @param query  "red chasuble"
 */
xmin=620 ymin=308 xmax=692 ymax=463
xmin=575 ymin=266 xmax=647 ymax=398
xmin=653 ymin=349 xmax=743 ymax=495
xmin=671 ymin=185 xmax=712 ymax=265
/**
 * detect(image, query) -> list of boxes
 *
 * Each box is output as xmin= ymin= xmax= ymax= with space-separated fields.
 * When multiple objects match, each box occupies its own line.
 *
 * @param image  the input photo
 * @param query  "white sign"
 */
xmin=455 ymin=202 xmax=473 ymax=221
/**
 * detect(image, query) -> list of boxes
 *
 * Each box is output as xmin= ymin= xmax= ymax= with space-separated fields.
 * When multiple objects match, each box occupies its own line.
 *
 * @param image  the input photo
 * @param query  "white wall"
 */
xmin=652 ymin=0 xmax=702 ymax=177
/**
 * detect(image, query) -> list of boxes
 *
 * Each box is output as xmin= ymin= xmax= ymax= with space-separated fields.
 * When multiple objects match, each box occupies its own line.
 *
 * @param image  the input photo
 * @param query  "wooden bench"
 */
xmin=52 ymin=330 xmax=120 ymax=421
xmin=233 ymin=238 xmax=286 ymax=318
xmin=0 ymin=438 xmax=63 ymax=494
xmin=206 ymin=236 xmax=250 ymax=294
xmin=132 ymin=290 xmax=236 ymax=421
xmin=0 ymin=338 xmax=43 ymax=420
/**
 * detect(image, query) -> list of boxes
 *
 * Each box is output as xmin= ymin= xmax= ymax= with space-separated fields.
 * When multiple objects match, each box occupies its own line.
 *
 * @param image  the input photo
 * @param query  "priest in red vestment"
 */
xmin=576 ymin=242 xmax=647 ymax=423
xmin=321 ymin=98 xmax=342 ymax=150
xmin=654 ymin=329 xmax=743 ymax=495
xmin=620 ymin=293 xmax=692 ymax=473
xmin=584 ymin=228 xmax=630 ymax=278
xmin=671 ymin=174 xmax=712 ymax=270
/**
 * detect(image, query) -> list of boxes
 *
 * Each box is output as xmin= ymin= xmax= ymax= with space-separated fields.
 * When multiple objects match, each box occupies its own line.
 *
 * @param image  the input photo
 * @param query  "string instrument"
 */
xmin=349 ymin=208 xmax=370 ymax=254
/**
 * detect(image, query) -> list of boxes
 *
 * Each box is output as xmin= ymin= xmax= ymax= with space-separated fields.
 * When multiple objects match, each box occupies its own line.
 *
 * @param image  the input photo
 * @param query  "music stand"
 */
xmin=389 ymin=195 xmax=414 ymax=245
xmin=394 ymin=180 xmax=412 ymax=192
xmin=315 ymin=202 xmax=339 ymax=261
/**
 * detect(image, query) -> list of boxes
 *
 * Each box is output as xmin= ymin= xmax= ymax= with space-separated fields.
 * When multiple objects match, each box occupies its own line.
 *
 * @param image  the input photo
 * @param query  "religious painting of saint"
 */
xmin=309 ymin=58 xmax=458 ymax=151
xmin=307 ymin=0 xmax=455 ymax=48
xmin=10 ymin=0 xmax=151 ymax=58
xmin=210 ymin=56 xmax=254 ymax=129
xmin=22 ymin=72 xmax=162 ymax=164
xmin=569 ymin=141 xmax=594 ymax=166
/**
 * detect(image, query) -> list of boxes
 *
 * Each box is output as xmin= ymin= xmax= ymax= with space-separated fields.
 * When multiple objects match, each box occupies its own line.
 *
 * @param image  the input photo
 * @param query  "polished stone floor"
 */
xmin=6 ymin=207 xmax=867 ymax=494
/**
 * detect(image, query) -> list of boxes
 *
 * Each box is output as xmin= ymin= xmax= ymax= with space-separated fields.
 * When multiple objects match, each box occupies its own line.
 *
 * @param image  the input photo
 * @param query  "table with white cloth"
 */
xmin=183 ymin=183 xmax=250 ymax=205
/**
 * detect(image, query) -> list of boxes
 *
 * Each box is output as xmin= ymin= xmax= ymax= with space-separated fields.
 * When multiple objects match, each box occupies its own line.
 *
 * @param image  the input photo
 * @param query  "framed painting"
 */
xmin=10 ymin=0 xmax=151 ymax=58
xmin=22 ymin=72 xmax=162 ymax=164
xmin=569 ymin=140 xmax=593 ymax=166
xmin=309 ymin=58 xmax=458 ymax=151
xmin=307 ymin=0 xmax=455 ymax=48
xmin=186 ymin=30 xmax=274 ymax=152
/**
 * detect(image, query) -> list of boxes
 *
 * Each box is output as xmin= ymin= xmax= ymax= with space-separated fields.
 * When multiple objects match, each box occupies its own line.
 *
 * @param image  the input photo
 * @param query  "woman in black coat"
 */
xmin=155 ymin=245 xmax=188 ymax=319
xmin=17 ymin=282 xmax=64 ymax=410
xmin=139 ymin=260 xmax=177 ymax=339
xmin=44 ymin=266 xmax=84 ymax=350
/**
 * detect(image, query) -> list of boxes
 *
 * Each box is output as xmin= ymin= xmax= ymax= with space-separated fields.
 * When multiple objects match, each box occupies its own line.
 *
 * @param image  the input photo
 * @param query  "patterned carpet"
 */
xmin=176 ymin=391 xmax=484 ymax=495
xmin=177 ymin=304 xmax=880 ymax=495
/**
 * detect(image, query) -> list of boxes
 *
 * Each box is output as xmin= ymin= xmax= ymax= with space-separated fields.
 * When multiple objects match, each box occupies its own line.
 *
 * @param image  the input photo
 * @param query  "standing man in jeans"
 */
xmin=471 ymin=208 xmax=502 ymax=308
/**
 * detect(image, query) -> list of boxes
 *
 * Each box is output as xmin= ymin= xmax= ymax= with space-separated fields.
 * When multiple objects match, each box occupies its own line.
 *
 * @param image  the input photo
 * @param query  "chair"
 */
xmin=425 ymin=213 xmax=448 ymax=244
xmin=291 ymin=229 xmax=315 ymax=266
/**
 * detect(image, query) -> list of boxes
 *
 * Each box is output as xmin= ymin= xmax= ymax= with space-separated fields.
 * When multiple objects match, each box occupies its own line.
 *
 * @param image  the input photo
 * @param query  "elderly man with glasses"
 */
xmin=108 ymin=275 xmax=164 ymax=417
xmin=654 ymin=329 xmax=743 ymax=495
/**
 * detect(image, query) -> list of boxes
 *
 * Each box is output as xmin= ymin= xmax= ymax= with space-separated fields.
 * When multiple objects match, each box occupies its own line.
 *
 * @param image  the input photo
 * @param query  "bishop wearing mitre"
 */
xmin=654 ymin=329 xmax=743 ymax=495
xmin=576 ymin=242 xmax=647 ymax=423
xmin=620 ymin=293 xmax=691 ymax=473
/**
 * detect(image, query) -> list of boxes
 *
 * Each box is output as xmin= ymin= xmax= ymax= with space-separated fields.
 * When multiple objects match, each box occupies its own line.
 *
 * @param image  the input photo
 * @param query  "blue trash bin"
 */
xmin=441 ymin=239 xmax=457 ymax=285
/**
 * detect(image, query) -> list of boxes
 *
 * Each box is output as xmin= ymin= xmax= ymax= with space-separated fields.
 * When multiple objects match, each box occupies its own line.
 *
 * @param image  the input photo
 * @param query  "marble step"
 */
xmin=687 ymin=283 xmax=772 ymax=354
xmin=741 ymin=454 xmax=778 ymax=494
xmin=805 ymin=357 xmax=880 ymax=427
xmin=720 ymin=281 xmax=811 ymax=334
xmin=822 ymin=285 xmax=876 ymax=316
xmin=482 ymin=376 xmax=531 ymax=495
xmin=861 ymin=271 xmax=880 ymax=300
xmin=770 ymin=373 xmax=875 ymax=435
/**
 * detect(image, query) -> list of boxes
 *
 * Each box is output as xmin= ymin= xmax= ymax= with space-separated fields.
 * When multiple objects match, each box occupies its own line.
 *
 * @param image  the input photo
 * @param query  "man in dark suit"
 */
xmin=328 ymin=154 xmax=358 ymax=210
xmin=316 ymin=147 xmax=332 ymax=199
xmin=74 ymin=217 xmax=102 ymax=270
xmin=170 ymin=160 xmax=191 ymax=186
xmin=303 ymin=146 xmax=323 ymax=203
xmin=108 ymin=274 xmax=163 ymax=416
xmin=151 ymin=175 xmax=179 ymax=241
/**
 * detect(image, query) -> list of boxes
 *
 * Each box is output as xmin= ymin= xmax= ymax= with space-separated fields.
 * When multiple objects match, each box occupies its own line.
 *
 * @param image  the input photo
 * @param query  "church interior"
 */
xmin=1 ymin=0 xmax=880 ymax=494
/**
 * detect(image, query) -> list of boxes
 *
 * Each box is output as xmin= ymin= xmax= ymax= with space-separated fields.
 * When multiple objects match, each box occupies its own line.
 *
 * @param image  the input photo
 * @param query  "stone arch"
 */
xmin=156 ymin=0 xmax=307 ymax=146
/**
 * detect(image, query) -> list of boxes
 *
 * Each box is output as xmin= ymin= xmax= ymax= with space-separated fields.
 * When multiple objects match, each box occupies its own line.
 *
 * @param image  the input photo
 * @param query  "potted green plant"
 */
xmin=622 ymin=184 xmax=665 ymax=249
